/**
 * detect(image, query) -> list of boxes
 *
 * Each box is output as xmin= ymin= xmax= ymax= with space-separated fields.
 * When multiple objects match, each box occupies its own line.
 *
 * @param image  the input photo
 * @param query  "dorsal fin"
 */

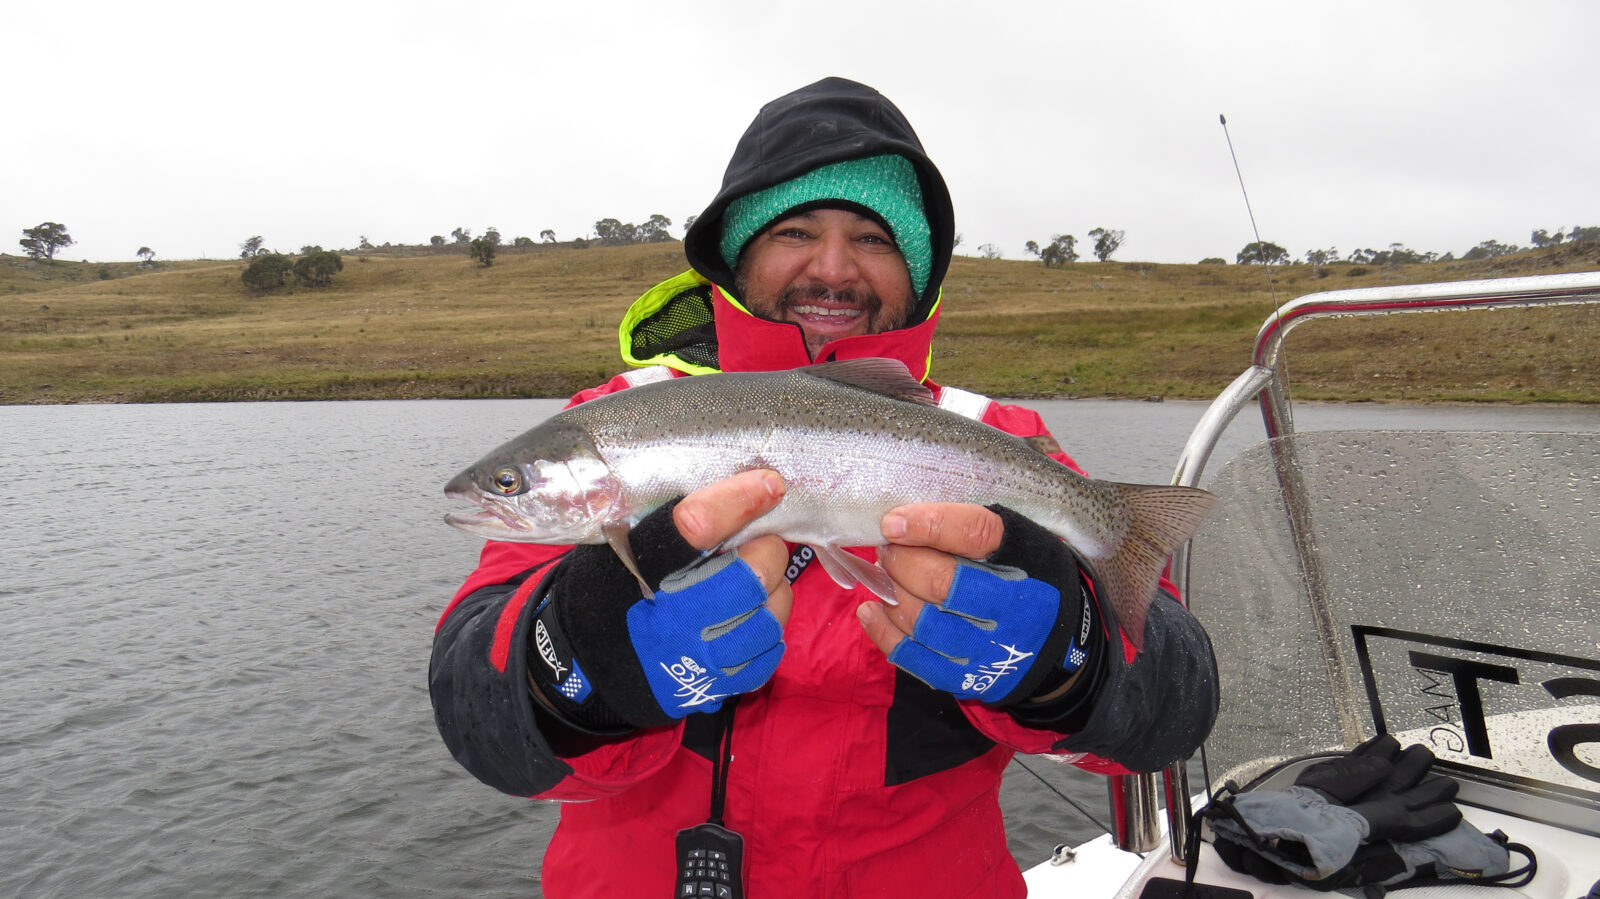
xmin=799 ymin=358 xmax=937 ymax=406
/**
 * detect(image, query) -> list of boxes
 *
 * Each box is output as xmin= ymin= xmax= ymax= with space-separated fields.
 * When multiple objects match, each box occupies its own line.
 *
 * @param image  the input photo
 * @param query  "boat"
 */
xmin=1025 ymin=270 xmax=1600 ymax=898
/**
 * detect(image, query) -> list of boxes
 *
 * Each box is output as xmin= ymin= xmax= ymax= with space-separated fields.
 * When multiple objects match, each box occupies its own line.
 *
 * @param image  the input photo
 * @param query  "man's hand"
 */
xmin=671 ymin=469 xmax=794 ymax=629
xmin=528 ymin=470 xmax=794 ymax=730
xmin=857 ymin=503 xmax=1095 ymax=706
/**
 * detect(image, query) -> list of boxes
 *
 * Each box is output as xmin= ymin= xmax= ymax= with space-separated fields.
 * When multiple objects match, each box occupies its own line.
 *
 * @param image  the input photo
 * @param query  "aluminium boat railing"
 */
xmin=1101 ymin=270 xmax=1600 ymax=860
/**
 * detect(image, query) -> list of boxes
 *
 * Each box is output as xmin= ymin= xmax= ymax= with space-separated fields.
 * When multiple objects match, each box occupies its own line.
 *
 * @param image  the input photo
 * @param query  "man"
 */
xmin=431 ymin=77 xmax=1218 ymax=898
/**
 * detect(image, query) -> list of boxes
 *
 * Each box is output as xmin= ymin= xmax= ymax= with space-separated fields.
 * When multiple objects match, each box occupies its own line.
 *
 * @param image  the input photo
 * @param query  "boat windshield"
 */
xmin=1190 ymin=428 xmax=1600 ymax=806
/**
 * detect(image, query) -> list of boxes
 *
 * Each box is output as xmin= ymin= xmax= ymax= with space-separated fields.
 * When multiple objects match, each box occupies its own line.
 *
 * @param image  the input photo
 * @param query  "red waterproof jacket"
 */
xmin=430 ymin=276 xmax=1220 ymax=898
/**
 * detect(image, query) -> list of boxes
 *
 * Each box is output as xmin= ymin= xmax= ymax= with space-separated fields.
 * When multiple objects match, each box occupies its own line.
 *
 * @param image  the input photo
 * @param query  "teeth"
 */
xmin=793 ymin=305 xmax=860 ymax=318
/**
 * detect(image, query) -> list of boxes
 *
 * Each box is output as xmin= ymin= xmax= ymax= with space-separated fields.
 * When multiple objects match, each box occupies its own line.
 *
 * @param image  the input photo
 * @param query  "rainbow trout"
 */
xmin=444 ymin=358 xmax=1215 ymax=648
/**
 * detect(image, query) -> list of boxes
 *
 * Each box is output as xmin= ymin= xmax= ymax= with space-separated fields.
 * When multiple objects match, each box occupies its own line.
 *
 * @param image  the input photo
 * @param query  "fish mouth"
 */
xmin=443 ymin=478 xmax=531 ymax=538
xmin=443 ymin=504 xmax=547 ymax=541
xmin=444 ymin=508 xmax=512 ymax=532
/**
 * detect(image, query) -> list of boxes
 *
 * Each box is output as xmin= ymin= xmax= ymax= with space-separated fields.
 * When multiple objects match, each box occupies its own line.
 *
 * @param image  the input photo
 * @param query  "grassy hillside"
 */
xmin=3 ymin=242 xmax=1598 ymax=404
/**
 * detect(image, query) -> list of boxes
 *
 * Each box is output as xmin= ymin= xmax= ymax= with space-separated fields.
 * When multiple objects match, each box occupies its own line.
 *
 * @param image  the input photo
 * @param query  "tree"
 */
xmin=1365 ymin=242 xmax=1433 ymax=265
xmin=1088 ymin=227 xmax=1124 ymax=262
xmin=1199 ymin=257 xmax=1227 ymax=265
xmin=540 ymin=229 xmax=556 ymax=243
xmin=682 ymin=215 xmax=697 ymax=236
xmin=482 ymin=226 xmax=502 ymax=247
xmin=469 ymin=236 xmax=497 ymax=267
xmin=1237 ymin=241 xmax=1289 ymax=265
xmin=977 ymin=243 xmax=1002 ymax=259
xmin=1025 ymin=234 xmax=1077 ymax=267
xmin=293 ymin=249 xmax=343 ymax=286
xmin=594 ymin=217 xmax=631 ymax=245
xmin=1304 ymin=247 xmax=1340 ymax=265
xmin=638 ymin=213 xmax=673 ymax=243
xmin=1531 ymin=228 xmax=1562 ymax=248
xmin=1461 ymin=239 xmax=1521 ymax=260
xmin=239 ymin=236 xmax=266 ymax=258
xmin=513 ymin=236 xmax=534 ymax=248
xmin=19 ymin=222 xmax=74 ymax=261
xmin=1568 ymin=225 xmax=1600 ymax=244
xmin=451 ymin=227 xmax=472 ymax=245
xmin=137 ymin=246 xmax=156 ymax=267
xmin=430 ymin=235 xmax=446 ymax=247
xmin=241 ymin=253 xmax=293 ymax=293
xmin=358 ymin=235 xmax=375 ymax=250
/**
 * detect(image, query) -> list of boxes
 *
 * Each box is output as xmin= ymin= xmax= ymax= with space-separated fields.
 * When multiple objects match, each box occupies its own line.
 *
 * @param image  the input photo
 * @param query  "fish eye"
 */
xmin=489 ymin=466 xmax=525 ymax=495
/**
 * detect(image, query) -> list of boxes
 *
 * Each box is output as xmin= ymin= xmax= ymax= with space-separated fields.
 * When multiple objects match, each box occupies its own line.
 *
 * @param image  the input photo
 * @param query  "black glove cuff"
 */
xmin=526 ymin=589 xmax=633 ymax=734
xmin=531 ymin=499 xmax=704 ymax=730
xmin=1006 ymin=590 xmax=1107 ymax=727
xmin=983 ymin=504 xmax=1107 ymax=713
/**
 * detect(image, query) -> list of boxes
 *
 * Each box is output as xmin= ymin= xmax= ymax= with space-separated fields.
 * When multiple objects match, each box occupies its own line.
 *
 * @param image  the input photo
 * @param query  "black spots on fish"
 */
xmin=538 ymin=420 xmax=606 ymax=460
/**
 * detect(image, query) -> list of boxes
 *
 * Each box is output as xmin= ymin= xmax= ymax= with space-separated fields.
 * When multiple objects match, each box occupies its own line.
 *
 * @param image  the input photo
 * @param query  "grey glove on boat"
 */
xmin=1203 ymin=735 xmax=1532 ymax=892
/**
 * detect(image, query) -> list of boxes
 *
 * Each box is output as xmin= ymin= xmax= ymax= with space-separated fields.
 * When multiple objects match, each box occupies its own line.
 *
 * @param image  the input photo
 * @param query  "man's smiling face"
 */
xmin=734 ymin=207 xmax=916 ymax=359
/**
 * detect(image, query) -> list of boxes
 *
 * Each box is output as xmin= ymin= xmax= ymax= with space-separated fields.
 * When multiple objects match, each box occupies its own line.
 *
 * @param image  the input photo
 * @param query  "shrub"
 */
xmin=294 ymin=250 xmax=343 ymax=287
xmin=242 ymin=253 xmax=293 ymax=293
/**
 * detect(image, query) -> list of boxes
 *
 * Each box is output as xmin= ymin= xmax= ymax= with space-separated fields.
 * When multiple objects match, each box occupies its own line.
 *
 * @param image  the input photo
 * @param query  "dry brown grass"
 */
xmin=2 ymin=241 xmax=1597 ymax=404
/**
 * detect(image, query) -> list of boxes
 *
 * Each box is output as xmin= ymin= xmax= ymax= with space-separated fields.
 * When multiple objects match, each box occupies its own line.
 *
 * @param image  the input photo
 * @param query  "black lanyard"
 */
xmin=673 ymin=699 xmax=745 ymax=898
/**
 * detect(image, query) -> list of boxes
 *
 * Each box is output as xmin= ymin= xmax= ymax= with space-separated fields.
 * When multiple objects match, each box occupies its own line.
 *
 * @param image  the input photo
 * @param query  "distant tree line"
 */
xmin=19 ymin=218 xmax=1596 ymax=273
xmin=1006 ymin=225 xmax=1598 ymax=268
xmin=1023 ymin=228 xmax=1125 ymax=266
xmin=593 ymin=214 xmax=675 ymax=245
xmin=1230 ymin=226 xmax=1600 ymax=266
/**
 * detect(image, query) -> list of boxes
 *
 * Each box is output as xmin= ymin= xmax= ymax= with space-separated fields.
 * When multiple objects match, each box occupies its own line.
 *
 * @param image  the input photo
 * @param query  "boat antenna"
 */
xmin=1219 ymin=114 xmax=1280 ymax=309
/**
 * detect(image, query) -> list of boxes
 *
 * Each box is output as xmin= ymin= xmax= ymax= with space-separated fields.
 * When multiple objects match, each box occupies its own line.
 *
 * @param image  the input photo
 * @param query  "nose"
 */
xmin=803 ymin=230 xmax=860 ymax=289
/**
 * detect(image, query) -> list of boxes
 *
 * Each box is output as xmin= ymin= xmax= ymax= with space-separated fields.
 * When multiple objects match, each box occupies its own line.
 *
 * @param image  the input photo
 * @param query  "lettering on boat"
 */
xmin=1353 ymin=626 xmax=1600 ymax=792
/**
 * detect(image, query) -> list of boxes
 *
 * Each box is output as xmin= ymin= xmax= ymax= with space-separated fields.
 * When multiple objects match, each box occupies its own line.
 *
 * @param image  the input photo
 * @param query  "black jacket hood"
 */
xmin=683 ymin=77 xmax=955 ymax=321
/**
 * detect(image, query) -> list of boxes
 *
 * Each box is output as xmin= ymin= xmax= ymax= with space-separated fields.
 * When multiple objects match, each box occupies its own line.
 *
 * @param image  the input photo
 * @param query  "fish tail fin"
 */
xmin=1096 ymin=484 xmax=1217 ymax=651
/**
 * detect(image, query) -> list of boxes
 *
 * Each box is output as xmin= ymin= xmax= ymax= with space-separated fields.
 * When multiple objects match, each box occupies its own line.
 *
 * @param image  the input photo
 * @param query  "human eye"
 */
xmin=855 ymin=230 xmax=898 ymax=250
xmin=765 ymin=221 xmax=813 ymax=241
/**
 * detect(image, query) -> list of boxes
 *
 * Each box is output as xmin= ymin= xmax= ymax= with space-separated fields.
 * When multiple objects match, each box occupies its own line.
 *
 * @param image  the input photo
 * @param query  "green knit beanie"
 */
xmin=719 ymin=154 xmax=932 ymax=297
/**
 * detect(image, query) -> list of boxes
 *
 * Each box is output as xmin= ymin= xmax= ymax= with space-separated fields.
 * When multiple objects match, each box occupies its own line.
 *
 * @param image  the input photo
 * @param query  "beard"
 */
xmin=734 ymin=277 xmax=911 ymax=356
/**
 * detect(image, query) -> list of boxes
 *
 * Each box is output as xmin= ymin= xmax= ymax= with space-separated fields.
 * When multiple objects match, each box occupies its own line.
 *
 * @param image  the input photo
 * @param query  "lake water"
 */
xmin=4 ymin=397 xmax=1597 ymax=897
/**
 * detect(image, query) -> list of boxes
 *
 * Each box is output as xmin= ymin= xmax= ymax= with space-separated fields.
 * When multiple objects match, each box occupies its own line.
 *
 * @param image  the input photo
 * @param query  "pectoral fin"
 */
xmin=812 ymin=544 xmax=901 ymax=606
xmin=603 ymin=521 xmax=655 ymax=599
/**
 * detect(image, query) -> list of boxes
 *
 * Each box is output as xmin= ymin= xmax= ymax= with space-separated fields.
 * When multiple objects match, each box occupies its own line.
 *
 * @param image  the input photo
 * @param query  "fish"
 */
xmin=443 ymin=357 xmax=1215 ymax=649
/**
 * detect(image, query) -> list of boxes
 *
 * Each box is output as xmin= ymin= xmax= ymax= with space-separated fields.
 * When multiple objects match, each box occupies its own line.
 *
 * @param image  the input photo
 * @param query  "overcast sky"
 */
xmin=7 ymin=1 xmax=1596 ymax=266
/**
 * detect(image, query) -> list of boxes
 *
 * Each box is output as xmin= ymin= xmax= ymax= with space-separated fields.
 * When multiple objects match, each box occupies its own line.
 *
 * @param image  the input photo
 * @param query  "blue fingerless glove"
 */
xmin=625 ymin=553 xmax=785 ymax=716
xmin=886 ymin=505 xmax=1098 ymax=707
xmin=527 ymin=500 xmax=785 ymax=730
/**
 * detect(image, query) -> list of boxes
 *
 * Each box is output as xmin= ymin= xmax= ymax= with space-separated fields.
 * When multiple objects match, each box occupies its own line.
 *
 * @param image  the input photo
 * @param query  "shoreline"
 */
xmin=6 ymin=244 xmax=1598 ymax=407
